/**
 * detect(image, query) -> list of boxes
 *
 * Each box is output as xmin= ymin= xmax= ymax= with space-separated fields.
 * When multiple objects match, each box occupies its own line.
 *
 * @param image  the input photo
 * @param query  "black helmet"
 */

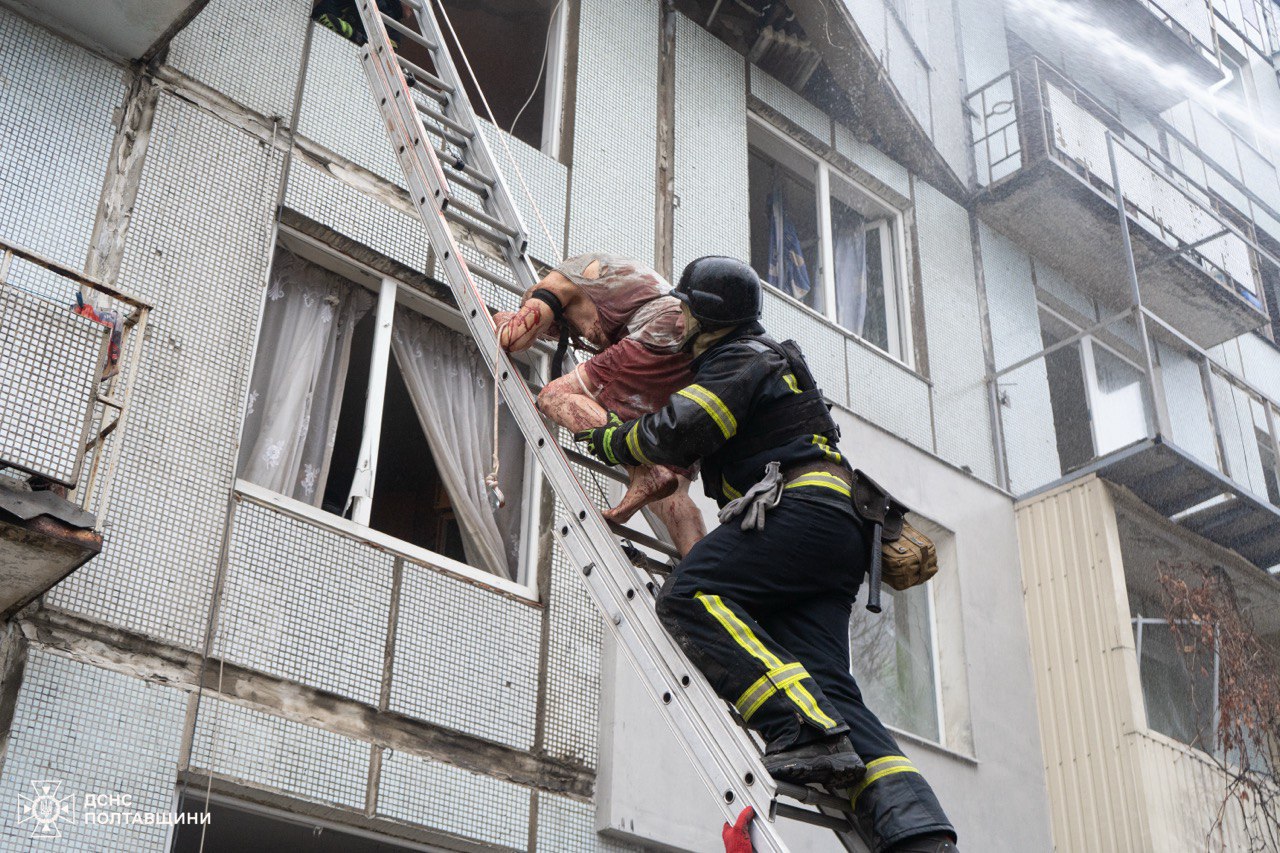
xmin=673 ymin=256 xmax=762 ymax=329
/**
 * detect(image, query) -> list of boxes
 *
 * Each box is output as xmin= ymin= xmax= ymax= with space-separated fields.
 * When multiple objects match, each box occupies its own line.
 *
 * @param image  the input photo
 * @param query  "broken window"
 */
xmin=309 ymin=0 xmax=568 ymax=155
xmin=747 ymin=117 xmax=911 ymax=361
xmin=238 ymin=240 xmax=537 ymax=585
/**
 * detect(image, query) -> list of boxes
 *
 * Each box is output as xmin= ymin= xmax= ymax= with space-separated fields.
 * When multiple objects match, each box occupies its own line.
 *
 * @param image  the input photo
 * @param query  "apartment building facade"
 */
xmin=0 ymin=0 xmax=1276 ymax=850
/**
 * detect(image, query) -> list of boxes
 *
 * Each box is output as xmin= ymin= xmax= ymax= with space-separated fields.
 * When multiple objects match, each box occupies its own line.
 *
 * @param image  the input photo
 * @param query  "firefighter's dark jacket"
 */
xmin=605 ymin=322 xmax=849 ymax=507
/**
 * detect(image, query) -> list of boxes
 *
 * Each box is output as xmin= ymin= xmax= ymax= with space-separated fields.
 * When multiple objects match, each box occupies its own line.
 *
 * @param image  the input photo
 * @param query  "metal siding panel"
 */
xmin=1155 ymin=340 xmax=1218 ymax=468
xmin=672 ymin=13 xmax=748 ymax=276
xmin=221 ymin=500 xmax=394 ymax=706
xmin=377 ymin=750 xmax=530 ymax=849
xmin=46 ymin=94 xmax=282 ymax=649
xmin=0 ymin=7 xmax=124 ymax=301
xmin=915 ymin=181 xmax=997 ymax=481
xmin=1015 ymin=479 xmax=1151 ymax=852
xmin=390 ymin=560 xmax=541 ymax=751
xmin=568 ymin=0 xmax=658 ymax=261
xmin=0 ymin=650 xmax=187 ymax=852
xmin=189 ymin=698 xmax=369 ymax=808
xmin=167 ymin=0 xmax=309 ymax=118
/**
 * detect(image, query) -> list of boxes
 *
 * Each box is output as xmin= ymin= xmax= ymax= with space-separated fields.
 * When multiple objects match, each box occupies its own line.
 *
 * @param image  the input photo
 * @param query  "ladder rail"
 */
xmin=353 ymin=6 xmax=821 ymax=850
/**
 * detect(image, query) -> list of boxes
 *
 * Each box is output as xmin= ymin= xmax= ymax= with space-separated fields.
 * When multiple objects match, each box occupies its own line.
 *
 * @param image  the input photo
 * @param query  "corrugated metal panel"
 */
xmin=1015 ymin=476 xmax=1151 ymax=852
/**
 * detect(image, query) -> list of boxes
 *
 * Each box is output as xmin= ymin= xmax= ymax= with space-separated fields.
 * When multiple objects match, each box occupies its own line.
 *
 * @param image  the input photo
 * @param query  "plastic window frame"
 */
xmin=247 ymin=228 xmax=544 ymax=598
xmin=747 ymin=115 xmax=915 ymax=368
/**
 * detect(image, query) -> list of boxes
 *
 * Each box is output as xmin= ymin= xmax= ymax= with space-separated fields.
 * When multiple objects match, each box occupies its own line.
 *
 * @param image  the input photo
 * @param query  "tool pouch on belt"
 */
xmin=850 ymin=470 xmax=938 ymax=610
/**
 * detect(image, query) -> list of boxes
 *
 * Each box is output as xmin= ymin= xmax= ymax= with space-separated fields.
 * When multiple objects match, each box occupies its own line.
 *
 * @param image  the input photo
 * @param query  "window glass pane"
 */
xmin=748 ymin=146 xmax=822 ymax=312
xmin=832 ymin=197 xmax=867 ymax=337
xmin=849 ymin=584 xmax=939 ymax=741
xmin=1091 ymin=345 xmax=1149 ymax=455
xmin=1133 ymin=620 xmax=1215 ymax=752
xmin=1040 ymin=312 xmax=1095 ymax=472
xmin=862 ymin=225 xmax=890 ymax=352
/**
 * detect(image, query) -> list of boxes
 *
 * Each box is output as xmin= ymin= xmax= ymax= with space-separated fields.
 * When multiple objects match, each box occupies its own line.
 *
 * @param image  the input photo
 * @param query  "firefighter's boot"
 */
xmin=888 ymin=833 xmax=959 ymax=853
xmin=762 ymin=734 xmax=866 ymax=787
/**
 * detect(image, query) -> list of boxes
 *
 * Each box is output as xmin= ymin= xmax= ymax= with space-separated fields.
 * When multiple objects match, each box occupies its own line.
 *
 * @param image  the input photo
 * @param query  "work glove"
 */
xmin=718 ymin=461 xmax=784 ymax=532
xmin=722 ymin=806 xmax=755 ymax=853
xmin=574 ymin=412 xmax=629 ymax=466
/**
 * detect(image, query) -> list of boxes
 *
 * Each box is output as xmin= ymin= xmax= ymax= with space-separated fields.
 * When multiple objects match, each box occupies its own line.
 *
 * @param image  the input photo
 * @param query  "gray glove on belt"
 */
xmin=718 ymin=461 xmax=784 ymax=532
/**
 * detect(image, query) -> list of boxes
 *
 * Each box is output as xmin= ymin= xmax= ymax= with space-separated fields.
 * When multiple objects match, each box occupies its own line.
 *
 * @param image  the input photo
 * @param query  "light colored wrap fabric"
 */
xmin=239 ymin=249 xmax=374 ymax=504
xmin=833 ymin=208 xmax=868 ymax=337
xmin=391 ymin=309 xmax=522 ymax=579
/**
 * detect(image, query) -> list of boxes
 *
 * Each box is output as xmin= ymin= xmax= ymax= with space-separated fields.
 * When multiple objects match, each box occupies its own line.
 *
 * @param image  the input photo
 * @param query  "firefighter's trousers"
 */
xmin=655 ymin=491 xmax=954 ymax=850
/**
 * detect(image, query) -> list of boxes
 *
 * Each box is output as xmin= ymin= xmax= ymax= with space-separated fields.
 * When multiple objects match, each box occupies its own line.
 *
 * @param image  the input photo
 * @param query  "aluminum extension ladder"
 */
xmin=352 ymin=2 xmax=868 ymax=849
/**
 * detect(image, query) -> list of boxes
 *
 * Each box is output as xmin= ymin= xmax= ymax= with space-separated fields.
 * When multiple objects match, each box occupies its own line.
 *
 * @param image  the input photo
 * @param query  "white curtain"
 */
xmin=391 ymin=310 xmax=522 ymax=579
xmin=833 ymin=210 xmax=868 ymax=336
xmin=239 ymin=249 xmax=374 ymax=504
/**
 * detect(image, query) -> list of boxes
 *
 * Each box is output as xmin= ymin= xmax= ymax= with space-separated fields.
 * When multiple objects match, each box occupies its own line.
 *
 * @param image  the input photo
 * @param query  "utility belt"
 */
xmin=720 ymin=461 xmax=938 ymax=613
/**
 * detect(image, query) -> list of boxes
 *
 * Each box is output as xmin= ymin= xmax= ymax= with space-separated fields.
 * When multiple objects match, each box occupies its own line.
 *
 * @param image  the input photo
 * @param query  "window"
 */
xmin=1132 ymin=614 xmax=1217 ymax=751
xmin=1038 ymin=305 xmax=1152 ymax=474
xmin=311 ymin=0 xmax=568 ymax=156
xmin=747 ymin=118 xmax=911 ymax=362
xmin=1215 ymin=52 xmax=1260 ymax=147
xmin=413 ymin=0 xmax=568 ymax=156
xmin=239 ymin=238 xmax=538 ymax=586
xmin=848 ymin=579 xmax=941 ymax=743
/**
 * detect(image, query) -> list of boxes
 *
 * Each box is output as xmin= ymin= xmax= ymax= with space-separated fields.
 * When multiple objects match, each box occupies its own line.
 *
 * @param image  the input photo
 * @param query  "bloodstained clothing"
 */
xmin=543 ymin=254 xmax=693 ymax=420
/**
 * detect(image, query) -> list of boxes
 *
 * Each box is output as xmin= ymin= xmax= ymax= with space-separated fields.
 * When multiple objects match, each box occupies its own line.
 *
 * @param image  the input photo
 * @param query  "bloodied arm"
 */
xmin=494 ymin=272 xmax=578 ymax=353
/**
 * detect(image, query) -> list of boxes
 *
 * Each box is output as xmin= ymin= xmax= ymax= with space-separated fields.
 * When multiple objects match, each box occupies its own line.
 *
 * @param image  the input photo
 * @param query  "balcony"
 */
xmin=1006 ymin=0 xmax=1222 ymax=112
xmin=968 ymin=59 xmax=1273 ymax=349
xmin=3 ymin=0 xmax=204 ymax=60
xmin=993 ymin=303 xmax=1280 ymax=571
xmin=0 ymin=240 xmax=150 ymax=619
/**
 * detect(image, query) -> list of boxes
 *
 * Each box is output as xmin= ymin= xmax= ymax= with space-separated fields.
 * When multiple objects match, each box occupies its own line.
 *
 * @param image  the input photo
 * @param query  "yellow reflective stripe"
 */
xmin=744 ymin=671 xmax=810 ymax=721
xmin=808 ymin=435 xmax=842 ymax=463
xmin=783 ymin=373 xmax=801 ymax=394
xmin=851 ymin=764 xmax=922 ymax=806
xmin=694 ymin=593 xmax=782 ymax=669
xmin=865 ymin=754 xmax=913 ymax=771
xmin=784 ymin=476 xmax=852 ymax=497
xmin=625 ymin=425 xmax=652 ymax=466
xmin=721 ymin=476 xmax=743 ymax=501
xmin=735 ymin=662 xmax=805 ymax=719
xmin=811 ymin=435 xmax=829 ymax=445
xmin=784 ymin=680 xmax=840 ymax=729
xmin=677 ymin=384 xmax=738 ymax=439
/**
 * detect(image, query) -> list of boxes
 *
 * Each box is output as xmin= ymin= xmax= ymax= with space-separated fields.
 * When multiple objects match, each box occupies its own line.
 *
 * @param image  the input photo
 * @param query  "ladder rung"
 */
xmin=442 ymin=206 xmax=515 ymax=250
xmin=562 ymin=447 xmax=629 ymax=485
xmin=774 ymin=782 xmax=855 ymax=815
xmin=607 ymin=520 xmax=680 ymax=561
xmin=418 ymin=117 xmax=470 ymax=151
xmin=463 ymin=259 xmax=521 ymax=294
xmin=398 ymin=57 xmax=454 ymax=97
xmin=442 ymin=195 xmax=519 ymax=239
xmin=430 ymin=145 xmax=494 ymax=187
xmin=773 ymin=802 xmax=853 ymax=832
xmin=379 ymin=12 xmax=438 ymax=50
xmin=413 ymin=97 xmax=472 ymax=138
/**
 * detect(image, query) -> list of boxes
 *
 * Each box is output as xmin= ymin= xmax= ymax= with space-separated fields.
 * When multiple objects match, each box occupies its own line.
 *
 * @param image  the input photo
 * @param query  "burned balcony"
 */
xmin=0 ymin=240 xmax=150 ymax=620
xmin=968 ymin=59 xmax=1273 ymax=349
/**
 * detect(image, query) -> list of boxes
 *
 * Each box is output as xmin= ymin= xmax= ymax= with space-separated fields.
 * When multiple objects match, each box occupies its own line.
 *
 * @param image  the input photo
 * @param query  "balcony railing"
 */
xmin=991 ymin=302 xmax=1280 ymax=570
xmin=967 ymin=58 xmax=1274 ymax=347
xmin=0 ymin=239 xmax=150 ymax=528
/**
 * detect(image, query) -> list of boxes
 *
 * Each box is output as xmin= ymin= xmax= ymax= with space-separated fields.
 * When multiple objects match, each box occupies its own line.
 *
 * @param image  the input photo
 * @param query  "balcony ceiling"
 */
xmin=4 ymin=0 xmax=208 ymax=61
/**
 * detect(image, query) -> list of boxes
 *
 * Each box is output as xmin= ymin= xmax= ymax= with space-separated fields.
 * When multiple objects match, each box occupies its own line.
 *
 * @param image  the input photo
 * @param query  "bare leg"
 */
xmin=647 ymin=475 xmax=707 ymax=556
xmin=537 ymin=368 xmax=680 ymax=519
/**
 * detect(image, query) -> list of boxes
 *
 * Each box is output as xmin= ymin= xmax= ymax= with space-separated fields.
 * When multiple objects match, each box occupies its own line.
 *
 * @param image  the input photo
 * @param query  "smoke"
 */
xmin=1007 ymin=0 xmax=1280 ymax=146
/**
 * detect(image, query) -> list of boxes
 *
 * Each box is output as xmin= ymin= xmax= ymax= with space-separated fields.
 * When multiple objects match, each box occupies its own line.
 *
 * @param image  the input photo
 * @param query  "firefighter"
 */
xmin=311 ymin=0 xmax=403 ymax=45
xmin=575 ymin=257 xmax=958 ymax=852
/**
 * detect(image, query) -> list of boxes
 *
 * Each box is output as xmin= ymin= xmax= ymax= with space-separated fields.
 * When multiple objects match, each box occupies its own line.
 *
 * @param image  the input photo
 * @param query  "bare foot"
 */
xmin=604 ymin=465 xmax=679 ymax=524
